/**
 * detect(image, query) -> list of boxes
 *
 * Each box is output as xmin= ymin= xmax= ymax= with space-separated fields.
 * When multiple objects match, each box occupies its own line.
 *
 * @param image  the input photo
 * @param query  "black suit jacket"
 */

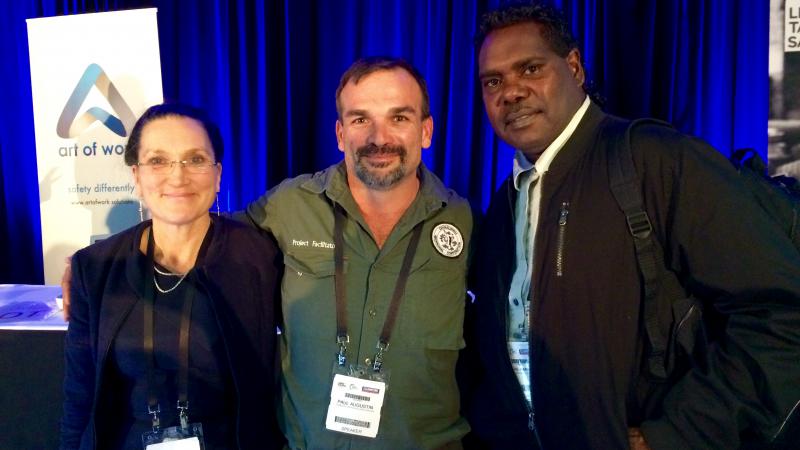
xmin=60 ymin=215 xmax=284 ymax=450
xmin=463 ymin=104 xmax=800 ymax=449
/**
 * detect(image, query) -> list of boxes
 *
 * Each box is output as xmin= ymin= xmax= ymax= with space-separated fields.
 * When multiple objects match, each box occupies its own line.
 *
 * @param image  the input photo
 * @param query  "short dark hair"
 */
xmin=335 ymin=57 xmax=431 ymax=120
xmin=124 ymin=103 xmax=224 ymax=166
xmin=476 ymin=3 xmax=578 ymax=57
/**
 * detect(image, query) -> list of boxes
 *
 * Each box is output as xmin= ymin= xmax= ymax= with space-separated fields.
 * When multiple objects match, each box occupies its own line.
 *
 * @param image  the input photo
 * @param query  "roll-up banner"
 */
xmin=770 ymin=0 xmax=800 ymax=179
xmin=27 ymin=9 xmax=163 ymax=283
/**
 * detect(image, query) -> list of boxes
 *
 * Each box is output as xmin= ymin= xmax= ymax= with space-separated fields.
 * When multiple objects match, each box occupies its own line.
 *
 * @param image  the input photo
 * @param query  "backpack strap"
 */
xmin=607 ymin=118 xmax=672 ymax=380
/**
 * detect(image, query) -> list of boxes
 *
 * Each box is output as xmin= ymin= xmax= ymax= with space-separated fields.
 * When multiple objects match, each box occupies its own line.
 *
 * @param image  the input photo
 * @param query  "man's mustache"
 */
xmin=356 ymin=143 xmax=406 ymax=158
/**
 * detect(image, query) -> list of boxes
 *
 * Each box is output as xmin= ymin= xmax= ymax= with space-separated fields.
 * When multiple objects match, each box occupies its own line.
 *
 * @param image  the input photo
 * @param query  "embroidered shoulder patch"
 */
xmin=431 ymin=223 xmax=464 ymax=258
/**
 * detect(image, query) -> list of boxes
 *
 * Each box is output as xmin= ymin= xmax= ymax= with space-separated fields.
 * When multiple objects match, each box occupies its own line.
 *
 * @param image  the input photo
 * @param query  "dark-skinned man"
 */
xmin=463 ymin=4 xmax=800 ymax=450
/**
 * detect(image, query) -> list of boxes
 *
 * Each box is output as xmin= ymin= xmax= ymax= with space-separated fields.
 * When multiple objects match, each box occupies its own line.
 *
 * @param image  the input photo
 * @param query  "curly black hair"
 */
xmin=476 ymin=2 xmax=578 ymax=57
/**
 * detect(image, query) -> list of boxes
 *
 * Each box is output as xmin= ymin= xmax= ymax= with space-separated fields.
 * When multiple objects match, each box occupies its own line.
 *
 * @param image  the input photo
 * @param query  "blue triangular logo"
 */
xmin=57 ymin=63 xmax=136 ymax=138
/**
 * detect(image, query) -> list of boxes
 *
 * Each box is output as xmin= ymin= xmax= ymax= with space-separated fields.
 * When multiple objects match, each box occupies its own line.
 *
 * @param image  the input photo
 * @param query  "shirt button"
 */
xmin=364 ymin=358 xmax=372 ymax=366
xmin=368 ymin=308 xmax=377 ymax=317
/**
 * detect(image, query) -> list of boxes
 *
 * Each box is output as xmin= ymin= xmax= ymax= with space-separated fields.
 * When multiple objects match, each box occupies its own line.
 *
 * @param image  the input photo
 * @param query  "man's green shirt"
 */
xmin=246 ymin=162 xmax=472 ymax=449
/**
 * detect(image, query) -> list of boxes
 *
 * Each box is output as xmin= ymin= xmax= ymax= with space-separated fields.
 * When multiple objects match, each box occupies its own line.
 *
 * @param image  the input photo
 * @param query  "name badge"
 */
xmin=325 ymin=373 xmax=386 ymax=438
xmin=508 ymin=341 xmax=531 ymax=404
xmin=145 ymin=437 xmax=200 ymax=450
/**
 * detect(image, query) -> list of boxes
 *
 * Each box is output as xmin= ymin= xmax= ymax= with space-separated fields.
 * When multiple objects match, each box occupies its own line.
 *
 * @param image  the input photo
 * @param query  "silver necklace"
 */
xmin=153 ymin=266 xmax=188 ymax=294
xmin=154 ymin=265 xmax=184 ymax=277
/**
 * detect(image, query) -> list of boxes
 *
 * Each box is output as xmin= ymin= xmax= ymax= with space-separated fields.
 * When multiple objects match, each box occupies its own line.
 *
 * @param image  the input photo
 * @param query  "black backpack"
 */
xmin=729 ymin=147 xmax=800 ymax=248
xmin=607 ymin=118 xmax=800 ymax=446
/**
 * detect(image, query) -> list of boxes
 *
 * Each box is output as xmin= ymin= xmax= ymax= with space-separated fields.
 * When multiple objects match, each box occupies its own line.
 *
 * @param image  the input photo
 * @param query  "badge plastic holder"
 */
xmin=332 ymin=361 xmax=391 ymax=384
xmin=142 ymin=423 xmax=205 ymax=450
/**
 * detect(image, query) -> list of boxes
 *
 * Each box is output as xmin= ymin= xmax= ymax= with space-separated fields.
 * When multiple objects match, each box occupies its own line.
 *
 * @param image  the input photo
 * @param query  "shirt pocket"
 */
xmin=389 ymin=255 xmax=466 ymax=352
xmin=281 ymin=252 xmax=339 ymax=341
xmin=283 ymin=251 xmax=336 ymax=277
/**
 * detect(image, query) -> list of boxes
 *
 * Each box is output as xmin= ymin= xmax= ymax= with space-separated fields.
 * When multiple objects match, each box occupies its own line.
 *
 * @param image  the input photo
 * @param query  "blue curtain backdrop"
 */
xmin=0 ymin=0 xmax=768 ymax=284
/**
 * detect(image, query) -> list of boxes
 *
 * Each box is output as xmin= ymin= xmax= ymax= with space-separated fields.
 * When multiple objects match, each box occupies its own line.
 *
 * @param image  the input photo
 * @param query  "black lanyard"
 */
xmin=333 ymin=204 xmax=424 ymax=372
xmin=143 ymin=227 xmax=195 ymax=431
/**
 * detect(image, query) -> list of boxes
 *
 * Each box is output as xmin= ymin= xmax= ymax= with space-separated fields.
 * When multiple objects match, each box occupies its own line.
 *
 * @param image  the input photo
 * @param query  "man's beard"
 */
xmin=354 ymin=143 xmax=408 ymax=190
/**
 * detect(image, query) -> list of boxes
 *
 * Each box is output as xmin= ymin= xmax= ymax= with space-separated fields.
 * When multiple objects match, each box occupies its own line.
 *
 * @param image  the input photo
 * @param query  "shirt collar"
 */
xmin=512 ymin=96 xmax=591 ymax=191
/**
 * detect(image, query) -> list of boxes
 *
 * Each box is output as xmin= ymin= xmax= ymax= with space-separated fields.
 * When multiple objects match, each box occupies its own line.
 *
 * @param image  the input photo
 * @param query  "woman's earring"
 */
xmin=215 ymin=193 xmax=220 ymax=216
xmin=138 ymin=200 xmax=144 ymax=222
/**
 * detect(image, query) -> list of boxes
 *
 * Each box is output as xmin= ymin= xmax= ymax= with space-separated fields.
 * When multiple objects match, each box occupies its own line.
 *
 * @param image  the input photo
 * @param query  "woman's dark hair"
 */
xmin=124 ymin=103 xmax=224 ymax=166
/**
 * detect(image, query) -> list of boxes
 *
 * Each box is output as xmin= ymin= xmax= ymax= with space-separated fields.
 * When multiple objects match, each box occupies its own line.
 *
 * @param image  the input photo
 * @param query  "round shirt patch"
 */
xmin=431 ymin=223 xmax=464 ymax=258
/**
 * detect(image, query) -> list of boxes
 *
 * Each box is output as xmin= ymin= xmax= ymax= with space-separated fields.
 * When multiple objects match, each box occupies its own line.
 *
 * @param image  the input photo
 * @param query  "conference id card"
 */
xmin=325 ymin=373 xmax=386 ymax=438
xmin=508 ymin=341 xmax=531 ymax=405
xmin=142 ymin=423 xmax=204 ymax=450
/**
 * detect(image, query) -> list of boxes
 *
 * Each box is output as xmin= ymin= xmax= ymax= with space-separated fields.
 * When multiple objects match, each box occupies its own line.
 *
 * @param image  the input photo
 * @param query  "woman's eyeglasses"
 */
xmin=136 ymin=157 xmax=218 ymax=174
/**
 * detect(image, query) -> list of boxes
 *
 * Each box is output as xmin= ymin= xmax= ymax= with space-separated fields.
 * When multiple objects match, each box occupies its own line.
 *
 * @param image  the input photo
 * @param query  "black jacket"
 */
xmin=463 ymin=104 xmax=800 ymax=449
xmin=60 ymin=215 xmax=283 ymax=449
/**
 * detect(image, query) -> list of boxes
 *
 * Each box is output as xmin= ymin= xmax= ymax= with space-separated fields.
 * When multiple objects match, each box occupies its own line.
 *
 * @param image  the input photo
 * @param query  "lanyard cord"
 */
xmin=332 ymin=204 xmax=424 ymax=371
xmin=333 ymin=205 xmax=348 ymax=365
xmin=177 ymin=282 xmax=194 ymax=429
xmin=144 ymin=227 xmax=195 ymax=431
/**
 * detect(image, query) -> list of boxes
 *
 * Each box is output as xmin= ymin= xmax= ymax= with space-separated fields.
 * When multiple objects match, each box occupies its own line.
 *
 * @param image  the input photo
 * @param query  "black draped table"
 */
xmin=0 ymin=285 xmax=66 ymax=449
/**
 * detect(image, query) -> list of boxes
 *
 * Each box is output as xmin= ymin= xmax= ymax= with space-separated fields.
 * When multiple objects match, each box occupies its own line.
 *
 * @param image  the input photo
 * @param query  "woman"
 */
xmin=60 ymin=104 xmax=282 ymax=449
